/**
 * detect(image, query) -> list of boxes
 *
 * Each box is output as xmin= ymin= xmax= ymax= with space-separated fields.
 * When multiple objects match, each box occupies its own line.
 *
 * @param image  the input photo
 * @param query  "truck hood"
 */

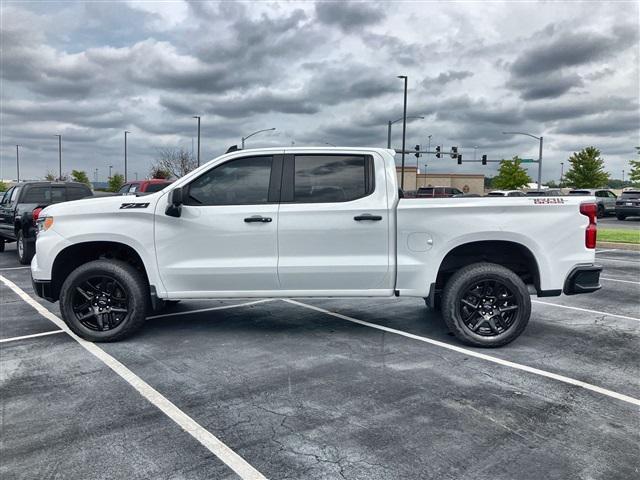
xmin=42 ymin=193 xmax=161 ymax=217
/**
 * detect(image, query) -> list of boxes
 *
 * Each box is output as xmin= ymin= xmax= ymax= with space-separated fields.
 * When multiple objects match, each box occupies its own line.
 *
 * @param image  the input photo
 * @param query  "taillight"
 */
xmin=32 ymin=207 xmax=43 ymax=226
xmin=580 ymin=202 xmax=597 ymax=249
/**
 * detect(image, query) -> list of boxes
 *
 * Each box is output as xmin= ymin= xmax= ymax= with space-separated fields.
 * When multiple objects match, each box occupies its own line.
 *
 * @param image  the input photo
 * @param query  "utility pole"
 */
xmin=15 ymin=145 xmax=20 ymax=182
xmin=124 ymin=131 xmax=130 ymax=182
xmin=193 ymin=116 xmax=201 ymax=167
xmin=54 ymin=135 xmax=62 ymax=180
xmin=398 ymin=75 xmax=408 ymax=190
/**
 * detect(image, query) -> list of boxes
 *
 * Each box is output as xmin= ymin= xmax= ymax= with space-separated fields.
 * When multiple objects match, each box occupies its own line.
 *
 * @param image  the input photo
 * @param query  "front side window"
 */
xmin=1 ymin=187 xmax=14 ymax=204
xmin=118 ymin=184 xmax=132 ymax=194
xmin=293 ymin=155 xmax=372 ymax=203
xmin=186 ymin=156 xmax=273 ymax=206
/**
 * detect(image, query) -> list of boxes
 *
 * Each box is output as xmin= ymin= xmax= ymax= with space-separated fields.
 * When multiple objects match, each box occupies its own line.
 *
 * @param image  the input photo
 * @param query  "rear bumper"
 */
xmin=615 ymin=206 xmax=640 ymax=216
xmin=32 ymin=277 xmax=56 ymax=302
xmin=563 ymin=265 xmax=602 ymax=295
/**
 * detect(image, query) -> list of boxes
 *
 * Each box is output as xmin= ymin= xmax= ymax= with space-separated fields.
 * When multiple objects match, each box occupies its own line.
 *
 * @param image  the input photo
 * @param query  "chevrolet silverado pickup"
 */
xmin=31 ymin=147 xmax=602 ymax=347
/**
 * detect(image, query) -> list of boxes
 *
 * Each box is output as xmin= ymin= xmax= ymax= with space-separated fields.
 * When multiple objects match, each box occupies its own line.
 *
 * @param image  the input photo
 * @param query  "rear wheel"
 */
xmin=0 ymin=239 xmax=4 ymax=252
xmin=442 ymin=262 xmax=531 ymax=347
xmin=16 ymin=230 xmax=35 ymax=265
xmin=597 ymin=205 xmax=605 ymax=218
xmin=59 ymin=259 xmax=148 ymax=342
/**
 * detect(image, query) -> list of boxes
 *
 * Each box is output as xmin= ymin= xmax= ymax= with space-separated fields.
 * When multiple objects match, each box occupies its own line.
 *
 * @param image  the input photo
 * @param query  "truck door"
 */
xmin=277 ymin=153 xmax=391 ymax=293
xmin=154 ymin=154 xmax=282 ymax=296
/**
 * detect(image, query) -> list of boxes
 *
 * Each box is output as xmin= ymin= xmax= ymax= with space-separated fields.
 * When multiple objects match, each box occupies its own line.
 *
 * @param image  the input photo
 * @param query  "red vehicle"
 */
xmin=118 ymin=179 xmax=173 ymax=195
xmin=415 ymin=186 xmax=463 ymax=198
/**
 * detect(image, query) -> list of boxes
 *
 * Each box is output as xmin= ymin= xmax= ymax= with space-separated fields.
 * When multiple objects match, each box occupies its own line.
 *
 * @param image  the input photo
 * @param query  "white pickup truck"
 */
xmin=31 ymin=147 xmax=602 ymax=347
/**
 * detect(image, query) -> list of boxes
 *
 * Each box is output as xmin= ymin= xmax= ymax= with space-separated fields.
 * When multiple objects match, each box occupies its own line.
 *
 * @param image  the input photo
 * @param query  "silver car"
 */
xmin=568 ymin=189 xmax=617 ymax=217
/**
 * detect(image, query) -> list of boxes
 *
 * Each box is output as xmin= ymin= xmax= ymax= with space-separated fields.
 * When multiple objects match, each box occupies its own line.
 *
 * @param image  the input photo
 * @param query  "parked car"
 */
xmin=32 ymin=147 xmax=601 ymax=347
xmin=568 ymin=189 xmax=617 ymax=218
xmin=118 ymin=179 xmax=173 ymax=195
xmin=0 ymin=181 xmax=93 ymax=263
xmin=525 ymin=189 xmax=563 ymax=197
xmin=487 ymin=190 xmax=526 ymax=197
xmin=615 ymin=190 xmax=640 ymax=220
xmin=416 ymin=186 xmax=463 ymax=198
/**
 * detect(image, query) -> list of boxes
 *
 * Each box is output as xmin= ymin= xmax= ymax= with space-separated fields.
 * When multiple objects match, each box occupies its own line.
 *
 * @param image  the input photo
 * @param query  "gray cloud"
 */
xmin=507 ymin=72 xmax=584 ymax=100
xmin=315 ymin=2 xmax=384 ymax=32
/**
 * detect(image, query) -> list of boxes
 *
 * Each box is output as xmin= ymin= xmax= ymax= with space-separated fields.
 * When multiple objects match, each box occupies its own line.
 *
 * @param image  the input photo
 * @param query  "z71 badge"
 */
xmin=533 ymin=198 xmax=565 ymax=204
xmin=120 ymin=202 xmax=150 ymax=209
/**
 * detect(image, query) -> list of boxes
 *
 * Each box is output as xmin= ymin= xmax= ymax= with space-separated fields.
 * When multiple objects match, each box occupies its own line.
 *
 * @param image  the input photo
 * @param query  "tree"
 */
xmin=491 ymin=156 xmax=531 ymax=190
xmin=44 ymin=171 xmax=56 ymax=181
xmin=629 ymin=147 xmax=640 ymax=185
xmin=71 ymin=169 xmax=91 ymax=185
xmin=563 ymin=146 xmax=609 ymax=188
xmin=149 ymin=165 xmax=173 ymax=179
xmin=44 ymin=171 xmax=67 ymax=181
xmin=108 ymin=173 xmax=125 ymax=192
xmin=0 ymin=181 xmax=7 ymax=192
xmin=150 ymin=147 xmax=196 ymax=179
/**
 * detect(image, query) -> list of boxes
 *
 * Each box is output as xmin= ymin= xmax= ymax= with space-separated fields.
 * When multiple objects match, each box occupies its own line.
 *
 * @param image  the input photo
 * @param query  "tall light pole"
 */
xmin=474 ymin=146 xmax=478 ymax=160
xmin=502 ymin=131 xmax=543 ymax=191
xmin=193 ymin=116 xmax=201 ymax=167
xmin=398 ymin=75 xmax=408 ymax=190
xmin=242 ymin=127 xmax=276 ymax=149
xmin=109 ymin=165 xmax=113 ymax=180
xmin=15 ymin=145 xmax=20 ymax=182
xmin=386 ymin=115 xmax=425 ymax=149
xmin=135 ymin=172 xmax=138 ymax=181
xmin=417 ymin=134 xmax=432 ymax=189
xmin=124 ymin=130 xmax=130 ymax=182
xmin=54 ymin=134 xmax=62 ymax=180
xmin=560 ymin=162 xmax=564 ymax=188
xmin=94 ymin=168 xmax=98 ymax=183
xmin=622 ymin=170 xmax=625 ymax=183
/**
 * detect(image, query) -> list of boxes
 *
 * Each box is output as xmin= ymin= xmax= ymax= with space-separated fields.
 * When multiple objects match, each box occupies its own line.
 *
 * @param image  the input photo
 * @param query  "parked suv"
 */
xmin=0 ymin=182 xmax=93 ymax=263
xmin=416 ymin=186 xmax=463 ymax=198
xmin=118 ymin=179 xmax=173 ymax=195
xmin=569 ymin=189 xmax=617 ymax=218
xmin=615 ymin=190 xmax=640 ymax=220
xmin=487 ymin=190 xmax=526 ymax=197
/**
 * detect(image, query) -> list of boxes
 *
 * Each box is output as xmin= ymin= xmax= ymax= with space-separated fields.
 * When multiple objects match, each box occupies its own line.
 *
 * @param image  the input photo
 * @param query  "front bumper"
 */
xmin=32 ymin=277 xmax=56 ymax=302
xmin=563 ymin=265 xmax=602 ymax=295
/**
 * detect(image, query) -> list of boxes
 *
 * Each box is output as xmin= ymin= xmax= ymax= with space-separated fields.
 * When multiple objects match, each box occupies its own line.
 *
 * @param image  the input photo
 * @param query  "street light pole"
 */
xmin=54 ymin=135 xmax=62 ymax=180
xmin=124 ymin=131 xmax=130 ymax=182
xmin=15 ymin=145 xmax=20 ymax=182
xmin=398 ymin=75 xmax=408 ymax=190
xmin=622 ymin=170 xmax=625 ymax=183
xmin=560 ymin=162 xmax=564 ymax=188
xmin=242 ymin=128 xmax=276 ymax=149
xmin=502 ymin=131 xmax=543 ymax=191
xmin=109 ymin=165 xmax=113 ymax=180
xmin=387 ymin=116 xmax=425 ymax=149
xmin=193 ymin=116 xmax=201 ymax=167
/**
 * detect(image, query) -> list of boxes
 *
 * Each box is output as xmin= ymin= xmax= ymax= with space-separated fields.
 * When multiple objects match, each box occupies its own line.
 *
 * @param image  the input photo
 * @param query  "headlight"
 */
xmin=37 ymin=216 xmax=54 ymax=233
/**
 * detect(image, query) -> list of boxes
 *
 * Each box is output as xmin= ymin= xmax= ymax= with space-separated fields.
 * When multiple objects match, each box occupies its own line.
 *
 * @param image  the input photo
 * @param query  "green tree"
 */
xmin=108 ymin=173 xmax=125 ymax=192
xmin=491 ymin=156 xmax=531 ymax=190
xmin=563 ymin=147 xmax=609 ymax=188
xmin=0 ymin=180 xmax=7 ymax=192
xmin=44 ymin=171 xmax=56 ymax=181
xmin=629 ymin=147 xmax=640 ymax=185
xmin=149 ymin=165 xmax=172 ymax=179
xmin=71 ymin=169 xmax=91 ymax=185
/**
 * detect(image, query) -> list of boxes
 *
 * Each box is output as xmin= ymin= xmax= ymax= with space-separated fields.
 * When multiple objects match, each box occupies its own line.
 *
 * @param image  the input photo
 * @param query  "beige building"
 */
xmin=396 ymin=167 xmax=485 ymax=195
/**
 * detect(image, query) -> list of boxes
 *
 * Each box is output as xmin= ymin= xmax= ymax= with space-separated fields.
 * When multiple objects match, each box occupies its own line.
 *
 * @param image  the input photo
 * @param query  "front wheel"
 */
xmin=441 ymin=262 xmax=531 ymax=347
xmin=59 ymin=259 xmax=148 ymax=342
xmin=16 ymin=230 xmax=35 ymax=265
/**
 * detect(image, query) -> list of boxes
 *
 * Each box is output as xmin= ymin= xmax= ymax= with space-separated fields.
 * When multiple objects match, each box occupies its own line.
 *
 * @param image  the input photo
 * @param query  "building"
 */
xmin=396 ymin=167 xmax=485 ymax=195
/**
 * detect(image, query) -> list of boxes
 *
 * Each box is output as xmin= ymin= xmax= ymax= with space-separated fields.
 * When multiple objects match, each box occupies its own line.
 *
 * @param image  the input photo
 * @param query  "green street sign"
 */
xmin=520 ymin=158 xmax=536 ymax=163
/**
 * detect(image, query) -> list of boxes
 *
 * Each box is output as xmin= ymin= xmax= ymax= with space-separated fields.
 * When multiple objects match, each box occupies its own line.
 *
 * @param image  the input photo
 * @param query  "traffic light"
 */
xmin=435 ymin=146 xmax=441 ymax=158
xmin=451 ymin=146 xmax=458 ymax=159
xmin=414 ymin=145 xmax=421 ymax=158
xmin=457 ymin=155 xmax=462 ymax=165
xmin=482 ymin=154 xmax=487 ymax=166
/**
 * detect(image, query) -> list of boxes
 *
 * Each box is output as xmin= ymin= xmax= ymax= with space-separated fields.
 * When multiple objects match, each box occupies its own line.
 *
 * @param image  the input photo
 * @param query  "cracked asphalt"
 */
xmin=1 ymin=243 xmax=639 ymax=479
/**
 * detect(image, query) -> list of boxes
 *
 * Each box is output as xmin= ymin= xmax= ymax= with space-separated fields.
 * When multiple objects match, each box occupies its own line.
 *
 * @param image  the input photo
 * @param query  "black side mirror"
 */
xmin=165 ymin=187 xmax=184 ymax=217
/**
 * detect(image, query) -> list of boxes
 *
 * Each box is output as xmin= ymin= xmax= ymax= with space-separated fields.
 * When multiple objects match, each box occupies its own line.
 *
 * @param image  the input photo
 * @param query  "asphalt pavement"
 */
xmin=1 ymin=243 xmax=639 ymax=480
xmin=599 ymin=216 xmax=640 ymax=230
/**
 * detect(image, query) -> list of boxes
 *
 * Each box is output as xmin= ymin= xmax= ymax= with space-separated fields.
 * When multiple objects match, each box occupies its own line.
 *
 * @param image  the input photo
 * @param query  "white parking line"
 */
xmin=147 ymin=299 xmax=273 ymax=320
xmin=600 ymin=276 xmax=640 ymax=285
xmin=0 ymin=275 xmax=266 ymax=480
xmin=0 ymin=330 xmax=64 ymax=343
xmin=532 ymin=300 xmax=640 ymax=323
xmin=284 ymin=299 xmax=640 ymax=407
xmin=596 ymin=249 xmax=618 ymax=254
xmin=0 ymin=266 xmax=30 ymax=271
xmin=597 ymin=257 xmax=640 ymax=264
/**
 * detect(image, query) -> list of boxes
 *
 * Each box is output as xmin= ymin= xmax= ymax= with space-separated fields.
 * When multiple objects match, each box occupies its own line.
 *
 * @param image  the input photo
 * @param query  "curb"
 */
xmin=597 ymin=241 xmax=640 ymax=251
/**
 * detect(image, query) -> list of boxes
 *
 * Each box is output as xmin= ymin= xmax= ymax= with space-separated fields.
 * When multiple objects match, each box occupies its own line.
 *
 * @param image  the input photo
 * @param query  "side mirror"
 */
xmin=165 ymin=187 xmax=184 ymax=217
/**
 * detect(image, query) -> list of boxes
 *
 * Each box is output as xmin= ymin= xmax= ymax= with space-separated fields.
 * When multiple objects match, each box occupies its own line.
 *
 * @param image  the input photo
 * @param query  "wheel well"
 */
xmin=435 ymin=241 xmax=540 ymax=293
xmin=50 ymin=241 xmax=149 ymax=301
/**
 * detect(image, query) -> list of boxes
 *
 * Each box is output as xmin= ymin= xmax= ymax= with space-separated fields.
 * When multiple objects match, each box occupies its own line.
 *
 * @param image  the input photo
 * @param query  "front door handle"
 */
xmin=244 ymin=215 xmax=272 ymax=223
xmin=354 ymin=214 xmax=383 ymax=221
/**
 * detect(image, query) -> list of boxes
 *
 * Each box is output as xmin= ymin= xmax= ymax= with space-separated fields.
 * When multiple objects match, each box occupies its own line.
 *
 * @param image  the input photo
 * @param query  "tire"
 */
xmin=616 ymin=214 xmax=626 ymax=221
xmin=16 ymin=230 xmax=35 ymax=265
xmin=0 ymin=239 xmax=4 ymax=253
xmin=59 ymin=259 xmax=148 ymax=342
xmin=441 ymin=262 xmax=531 ymax=348
xmin=597 ymin=205 xmax=605 ymax=218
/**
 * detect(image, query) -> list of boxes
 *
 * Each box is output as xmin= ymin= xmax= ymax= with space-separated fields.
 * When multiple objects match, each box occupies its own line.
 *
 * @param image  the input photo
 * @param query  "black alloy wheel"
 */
xmin=72 ymin=276 xmax=129 ymax=332
xmin=458 ymin=280 xmax=519 ymax=336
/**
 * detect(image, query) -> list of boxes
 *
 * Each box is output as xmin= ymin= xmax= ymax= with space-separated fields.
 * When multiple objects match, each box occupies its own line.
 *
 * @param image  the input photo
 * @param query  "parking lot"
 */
xmin=1 ymin=243 xmax=638 ymax=480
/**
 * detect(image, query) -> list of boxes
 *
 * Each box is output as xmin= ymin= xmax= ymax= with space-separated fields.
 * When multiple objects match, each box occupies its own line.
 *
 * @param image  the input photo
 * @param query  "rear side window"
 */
xmin=292 ymin=155 xmax=373 ymax=203
xmin=569 ymin=190 xmax=590 ymax=195
xmin=145 ymin=183 xmax=169 ymax=193
xmin=67 ymin=186 xmax=90 ymax=200
xmin=22 ymin=186 xmax=50 ymax=203
xmin=186 ymin=156 xmax=273 ymax=206
xmin=51 ymin=186 xmax=66 ymax=203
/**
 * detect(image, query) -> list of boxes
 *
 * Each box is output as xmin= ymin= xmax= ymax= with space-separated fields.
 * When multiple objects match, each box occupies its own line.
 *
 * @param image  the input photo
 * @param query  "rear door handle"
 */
xmin=354 ymin=214 xmax=383 ymax=221
xmin=244 ymin=215 xmax=272 ymax=223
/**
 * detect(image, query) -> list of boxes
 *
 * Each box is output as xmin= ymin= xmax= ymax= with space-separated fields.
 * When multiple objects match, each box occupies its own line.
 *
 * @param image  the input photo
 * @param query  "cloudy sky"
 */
xmin=1 ymin=0 xmax=638 ymax=182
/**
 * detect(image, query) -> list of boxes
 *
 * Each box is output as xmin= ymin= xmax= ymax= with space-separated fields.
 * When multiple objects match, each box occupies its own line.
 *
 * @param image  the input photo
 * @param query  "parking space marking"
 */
xmin=284 ymin=299 xmax=640 ymax=407
xmin=0 ymin=275 xmax=267 ymax=480
xmin=595 ymin=249 xmax=619 ymax=254
xmin=0 ymin=266 xmax=30 ymax=271
xmin=596 ymin=257 xmax=640 ymax=264
xmin=0 ymin=330 xmax=64 ymax=343
xmin=532 ymin=300 xmax=640 ymax=323
xmin=600 ymin=276 xmax=640 ymax=285
xmin=147 ymin=299 xmax=273 ymax=320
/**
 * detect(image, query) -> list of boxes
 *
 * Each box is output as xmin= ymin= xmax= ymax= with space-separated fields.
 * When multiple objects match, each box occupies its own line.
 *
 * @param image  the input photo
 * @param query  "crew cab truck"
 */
xmin=31 ymin=148 xmax=602 ymax=347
